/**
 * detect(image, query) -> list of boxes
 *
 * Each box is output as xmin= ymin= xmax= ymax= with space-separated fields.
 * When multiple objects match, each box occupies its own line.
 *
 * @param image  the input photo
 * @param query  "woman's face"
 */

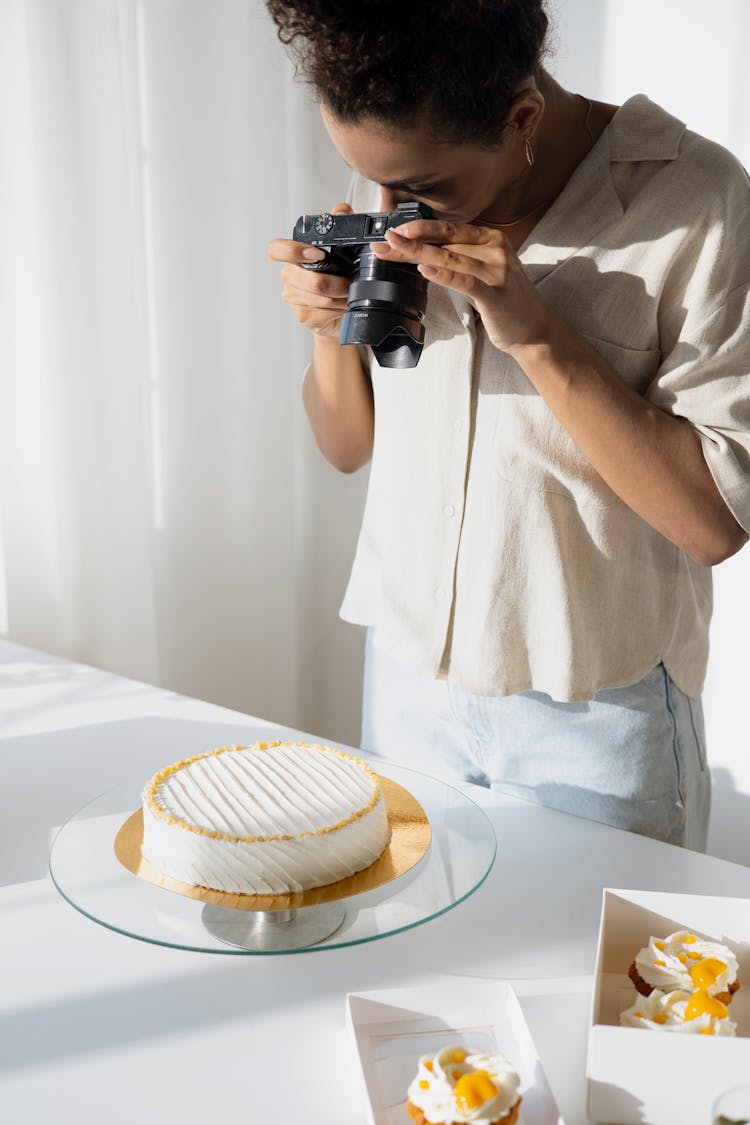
xmin=320 ymin=103 xmax=534 ymax=223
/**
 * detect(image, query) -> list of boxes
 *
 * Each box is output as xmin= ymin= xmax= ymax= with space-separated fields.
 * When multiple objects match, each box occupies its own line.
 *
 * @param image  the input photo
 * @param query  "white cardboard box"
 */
xmin=347 ymin=980 xmax=564 ymax=1125
xmin=587 ymin=888 xmax=750 ymax=1125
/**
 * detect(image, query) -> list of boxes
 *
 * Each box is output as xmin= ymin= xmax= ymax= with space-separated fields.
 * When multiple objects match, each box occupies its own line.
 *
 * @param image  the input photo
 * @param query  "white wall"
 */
xmin=551 ymin=0 xmax=750 ymax=159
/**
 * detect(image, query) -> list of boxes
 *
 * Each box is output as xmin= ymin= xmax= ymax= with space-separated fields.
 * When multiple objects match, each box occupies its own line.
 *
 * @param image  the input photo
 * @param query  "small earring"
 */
xmin=524 ymin=137 xmax=535 ymax=167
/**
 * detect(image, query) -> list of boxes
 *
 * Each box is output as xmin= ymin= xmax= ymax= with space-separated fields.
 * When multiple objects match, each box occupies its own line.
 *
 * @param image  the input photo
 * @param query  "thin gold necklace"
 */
xmin=482 ymin=95 xmax=595 ymax=229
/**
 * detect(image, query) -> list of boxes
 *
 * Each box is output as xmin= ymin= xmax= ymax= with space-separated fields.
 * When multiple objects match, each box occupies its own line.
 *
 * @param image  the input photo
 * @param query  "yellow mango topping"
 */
xmin=677 ymin=953 xmax=688 ymax=964
xmin=688 ymin=952 xmax=701 ymax=960
xmin=652 ymin=1014 xmax=667 ymax=1024
xmin=654 ymin=940 xmax=665 ymax=951
xmin=653 ymin=959 xmax=666 ymax=966
xmin=424 ymin=1061 xmax=434 ymax=1073
xmin=689 ymin=958 xmax=726 ymax=989
xmin=685 ymin=990 xmax=728 ymax=1022
xmin=454 ymin=1071 xmax=498 ymax=1111
xmin=451 ymin=1050 xmax=467 ymax=1064
xmin=684 ymin=935 xmax=697 ymax=944
xmin=699 ymin=1028 xmax=715 ymax=1035
xmin=419 ymin=1080 xmax=430 ymax=1091
xmin=634 ymin=1011 xmax=644 ymax=1018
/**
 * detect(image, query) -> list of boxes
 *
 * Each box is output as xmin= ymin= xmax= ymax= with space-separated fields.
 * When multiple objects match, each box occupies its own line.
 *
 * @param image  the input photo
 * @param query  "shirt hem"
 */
xmin=339 ymin=613 xmax=706 ymax=701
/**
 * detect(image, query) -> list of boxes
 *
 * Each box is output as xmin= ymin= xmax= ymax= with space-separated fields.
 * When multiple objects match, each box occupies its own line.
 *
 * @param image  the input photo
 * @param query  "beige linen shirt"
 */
xmin=339 ymin=95 xmax=750 ymax=700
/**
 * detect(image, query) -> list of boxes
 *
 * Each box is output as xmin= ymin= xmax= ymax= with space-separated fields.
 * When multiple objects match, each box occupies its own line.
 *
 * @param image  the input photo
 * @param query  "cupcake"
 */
xmin=620 ymin=987 xmax=737 ymax=1037
xmin=406 ymin=1045 xmax=522 ymax=1125
xmin=628 ymin=931 xmax=740 ymax=1004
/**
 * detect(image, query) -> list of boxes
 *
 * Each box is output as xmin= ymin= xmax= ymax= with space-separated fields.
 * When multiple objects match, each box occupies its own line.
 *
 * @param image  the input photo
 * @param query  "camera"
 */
xmin=292 ymin=201 xmax=434 ymax=369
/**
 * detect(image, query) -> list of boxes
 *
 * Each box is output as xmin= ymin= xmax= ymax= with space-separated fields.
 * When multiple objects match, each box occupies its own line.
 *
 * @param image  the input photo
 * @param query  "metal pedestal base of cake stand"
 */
xmin=200 ymin=902 xmax=347 ymax=951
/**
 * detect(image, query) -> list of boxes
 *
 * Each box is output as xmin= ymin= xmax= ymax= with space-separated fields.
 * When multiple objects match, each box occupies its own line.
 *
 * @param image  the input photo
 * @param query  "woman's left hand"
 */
xmin=373 ymin=218 xmax=553 ymax=356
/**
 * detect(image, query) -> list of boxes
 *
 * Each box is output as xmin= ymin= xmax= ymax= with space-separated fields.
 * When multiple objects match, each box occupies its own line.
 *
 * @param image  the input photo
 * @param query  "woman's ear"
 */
xmin=504 ymin=85 xmax=546 ymax=142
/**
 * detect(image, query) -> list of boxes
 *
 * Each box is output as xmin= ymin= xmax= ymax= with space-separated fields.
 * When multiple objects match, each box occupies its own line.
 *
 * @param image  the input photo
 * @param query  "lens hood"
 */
xmin=340 ymin=309 xmax=425 ymax=369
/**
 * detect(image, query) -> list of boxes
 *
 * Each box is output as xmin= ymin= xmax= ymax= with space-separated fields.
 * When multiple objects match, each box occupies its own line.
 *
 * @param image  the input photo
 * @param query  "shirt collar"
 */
xmin=518 ymin=95 xmax=686 ymax=284
xmin=607 ymin=94 xmax=686 ymax=162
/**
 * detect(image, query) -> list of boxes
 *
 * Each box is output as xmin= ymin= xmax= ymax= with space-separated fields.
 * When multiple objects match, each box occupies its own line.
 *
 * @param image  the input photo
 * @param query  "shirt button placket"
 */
xmin=430 ymin=334 xmax=472 ymax=667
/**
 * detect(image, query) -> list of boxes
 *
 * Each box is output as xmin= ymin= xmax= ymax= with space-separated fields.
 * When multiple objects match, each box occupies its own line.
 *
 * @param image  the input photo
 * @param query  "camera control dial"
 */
xmin=312 ymin=213 xmax=335 ymax=235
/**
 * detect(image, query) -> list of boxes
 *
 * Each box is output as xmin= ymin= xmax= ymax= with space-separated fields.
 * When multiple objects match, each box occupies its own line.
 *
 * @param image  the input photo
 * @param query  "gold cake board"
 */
xmin=114 ymin=775 xmax=431 ymax=913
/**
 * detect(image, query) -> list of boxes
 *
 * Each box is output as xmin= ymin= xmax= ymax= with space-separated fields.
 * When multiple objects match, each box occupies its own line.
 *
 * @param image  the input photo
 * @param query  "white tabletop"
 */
xmin=2 ymin=638 xmax=749 ymax=1124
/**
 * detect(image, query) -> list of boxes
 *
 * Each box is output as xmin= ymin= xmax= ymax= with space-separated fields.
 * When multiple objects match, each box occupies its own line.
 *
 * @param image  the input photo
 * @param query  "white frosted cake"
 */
xmin=140 ymin=741 xmax=391 ymax=895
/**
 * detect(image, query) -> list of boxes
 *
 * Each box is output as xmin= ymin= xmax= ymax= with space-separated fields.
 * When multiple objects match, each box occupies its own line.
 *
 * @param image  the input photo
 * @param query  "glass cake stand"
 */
xmin=49 ymin=761 xmax=496 ymax=955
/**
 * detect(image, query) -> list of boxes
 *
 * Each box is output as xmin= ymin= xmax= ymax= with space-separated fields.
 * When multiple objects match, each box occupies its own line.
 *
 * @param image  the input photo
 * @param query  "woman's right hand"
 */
xmin=267 ymin=202 xmax=352 ymax=339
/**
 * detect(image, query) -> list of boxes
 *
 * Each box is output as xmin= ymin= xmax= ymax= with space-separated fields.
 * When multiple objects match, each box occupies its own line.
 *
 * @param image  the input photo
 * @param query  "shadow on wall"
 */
xmin=708 ymin=767 xmax=750 ymax=866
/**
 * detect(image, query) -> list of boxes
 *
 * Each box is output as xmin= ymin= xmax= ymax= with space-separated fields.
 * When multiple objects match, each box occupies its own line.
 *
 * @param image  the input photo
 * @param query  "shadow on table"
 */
xmin=0 ymin=943 xmax=466 ymax=1074
xmin=0 ymin=959 xmax=332 ymax=1073
xmin=588 ymin=1079 xmax=649 ymax=1124
xmin=1 ymin=716 xmax=297 ymax=886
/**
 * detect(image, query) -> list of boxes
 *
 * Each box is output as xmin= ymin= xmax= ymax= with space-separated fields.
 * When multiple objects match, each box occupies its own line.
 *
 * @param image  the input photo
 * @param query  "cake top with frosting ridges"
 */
xmin=143 ymin=741 xmax=383 ymax=844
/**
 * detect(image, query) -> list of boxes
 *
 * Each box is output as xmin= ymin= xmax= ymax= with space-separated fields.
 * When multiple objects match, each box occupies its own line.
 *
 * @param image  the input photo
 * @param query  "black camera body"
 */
xmin=292 ymin=201 xmax=434 ymax=369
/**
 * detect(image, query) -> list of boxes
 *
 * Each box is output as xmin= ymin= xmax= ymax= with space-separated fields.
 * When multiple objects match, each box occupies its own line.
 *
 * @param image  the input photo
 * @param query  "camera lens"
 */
xmin=339 ymin=246 xmax=428 ymax=369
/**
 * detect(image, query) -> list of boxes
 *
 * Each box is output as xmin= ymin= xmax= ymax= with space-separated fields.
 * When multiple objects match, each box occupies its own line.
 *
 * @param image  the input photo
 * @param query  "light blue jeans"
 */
xmin=360 ymin=631 xmax=710 ymax=850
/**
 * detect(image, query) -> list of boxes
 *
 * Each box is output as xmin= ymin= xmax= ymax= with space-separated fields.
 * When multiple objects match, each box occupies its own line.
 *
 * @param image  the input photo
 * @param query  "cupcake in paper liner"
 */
xmin=406 ymin=1045 xmax=522 ymax=1125
xmin=620 ymin=987 xmax=737 ymax=1036
xmin=628 ymin=931 xmax=740 ymax=1003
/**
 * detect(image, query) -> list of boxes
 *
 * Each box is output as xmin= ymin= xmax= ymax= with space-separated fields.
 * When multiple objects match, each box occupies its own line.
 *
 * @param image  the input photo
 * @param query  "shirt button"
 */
xmin=435 ymin=587 xmax=447 ymax=602
xmin=443 ymin=503 xmax=456 ymax=518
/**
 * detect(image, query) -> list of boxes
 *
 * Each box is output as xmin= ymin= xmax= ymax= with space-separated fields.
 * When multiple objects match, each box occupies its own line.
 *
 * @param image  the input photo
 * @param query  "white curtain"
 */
xmin=0 ymin=0 xmax=368 ymax=740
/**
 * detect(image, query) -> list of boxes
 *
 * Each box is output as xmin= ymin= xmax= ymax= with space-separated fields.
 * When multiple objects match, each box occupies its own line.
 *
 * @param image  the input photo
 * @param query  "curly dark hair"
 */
xmin=266 ymin=0 xmax=550 ymax=146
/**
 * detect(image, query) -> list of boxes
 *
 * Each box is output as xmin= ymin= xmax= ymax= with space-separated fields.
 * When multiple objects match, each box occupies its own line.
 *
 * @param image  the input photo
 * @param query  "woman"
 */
xmin=266 ymin=0 xmax=750 ymax=849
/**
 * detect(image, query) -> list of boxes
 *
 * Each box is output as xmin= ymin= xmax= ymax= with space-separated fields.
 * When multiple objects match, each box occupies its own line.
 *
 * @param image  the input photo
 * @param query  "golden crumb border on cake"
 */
xmin=143 ymin=741 xmax=384 ymax=845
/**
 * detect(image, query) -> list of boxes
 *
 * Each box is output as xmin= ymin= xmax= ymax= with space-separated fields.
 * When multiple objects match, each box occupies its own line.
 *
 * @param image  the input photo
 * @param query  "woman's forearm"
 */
xmin=303 ymin=335 xmax=374 ymax=473
xmin=510 ymin=312 xmax=748 ymax=567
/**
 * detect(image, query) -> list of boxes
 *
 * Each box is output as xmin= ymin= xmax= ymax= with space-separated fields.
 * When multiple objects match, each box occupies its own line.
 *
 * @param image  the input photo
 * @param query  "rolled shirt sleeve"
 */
xmin=649 ymin=286 xmax=750 ymax=533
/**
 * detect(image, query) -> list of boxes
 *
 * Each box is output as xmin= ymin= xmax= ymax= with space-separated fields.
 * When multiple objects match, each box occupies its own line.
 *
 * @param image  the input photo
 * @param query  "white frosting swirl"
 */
xmin=407 ymin=1045 xmax=520 ymax=1123
xmin=634 ymin=931 xmax=738 ymax=995
xmin=620 ymin=988 xmax=736 ymax=1036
